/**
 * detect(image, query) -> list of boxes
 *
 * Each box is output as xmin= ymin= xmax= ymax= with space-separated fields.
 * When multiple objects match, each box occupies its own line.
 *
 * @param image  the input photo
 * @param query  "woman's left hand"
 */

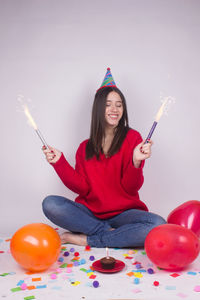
xmin=133 ymin=139 xmax=153 ymax=168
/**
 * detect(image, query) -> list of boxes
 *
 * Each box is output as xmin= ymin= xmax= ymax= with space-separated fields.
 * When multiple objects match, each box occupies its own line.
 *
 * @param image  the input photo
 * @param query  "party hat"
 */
xmin=99 ymin=67 xmax=117 ymax=90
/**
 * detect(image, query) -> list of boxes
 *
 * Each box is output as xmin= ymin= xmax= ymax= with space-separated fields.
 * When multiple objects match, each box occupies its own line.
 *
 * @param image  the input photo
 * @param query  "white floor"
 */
xmin=1 ymin=233 xmax=200 ymax=300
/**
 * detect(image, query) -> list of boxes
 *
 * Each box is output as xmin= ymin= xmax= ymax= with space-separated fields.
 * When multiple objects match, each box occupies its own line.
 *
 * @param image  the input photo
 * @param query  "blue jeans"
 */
xmin=42 ymin=195 xmax=166 ymax=248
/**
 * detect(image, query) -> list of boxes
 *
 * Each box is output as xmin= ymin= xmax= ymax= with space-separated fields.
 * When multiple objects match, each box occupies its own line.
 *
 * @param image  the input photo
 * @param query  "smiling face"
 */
xmin=104 ymin=91 xmax=124 ymax=129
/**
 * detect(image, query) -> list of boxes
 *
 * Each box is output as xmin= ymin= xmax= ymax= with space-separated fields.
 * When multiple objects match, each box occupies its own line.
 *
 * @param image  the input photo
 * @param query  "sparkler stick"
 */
xmin=23 ymin=103 xmax=49 ymax=149
xmin=145 ymin=97 xmax=172 ymax=144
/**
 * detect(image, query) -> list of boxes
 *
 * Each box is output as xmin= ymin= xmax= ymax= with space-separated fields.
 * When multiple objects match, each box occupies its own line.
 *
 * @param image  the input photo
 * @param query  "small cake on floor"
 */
xmin=100 ymin=256 xmax=116 ymax=269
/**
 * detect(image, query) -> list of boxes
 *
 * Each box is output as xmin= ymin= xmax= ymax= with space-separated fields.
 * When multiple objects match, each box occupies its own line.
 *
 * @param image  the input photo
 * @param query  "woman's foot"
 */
xmin=60 ymin=232 xmax=87 ymax=246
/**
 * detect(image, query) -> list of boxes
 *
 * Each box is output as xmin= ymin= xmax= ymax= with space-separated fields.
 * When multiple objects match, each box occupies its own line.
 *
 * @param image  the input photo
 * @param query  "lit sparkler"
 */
xmin=18 ymin=95 xmax=49 ymax=149
xmin=145 ymin=96 xmax=175 ymax=143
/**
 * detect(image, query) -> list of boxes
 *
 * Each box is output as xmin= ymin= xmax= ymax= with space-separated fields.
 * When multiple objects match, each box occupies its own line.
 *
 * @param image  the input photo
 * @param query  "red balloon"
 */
xmin=145 ymin=224 xmax=200 ymax=270
xmin=167 ymin=200 xmax=200 ymax=237
xmin=10 ymin=223 xmax=61 ymax=272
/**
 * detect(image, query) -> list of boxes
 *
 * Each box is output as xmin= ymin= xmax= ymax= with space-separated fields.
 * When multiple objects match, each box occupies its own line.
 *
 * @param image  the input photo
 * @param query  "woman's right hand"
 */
xmin=42 ymin=145 xmax=62 ymax=164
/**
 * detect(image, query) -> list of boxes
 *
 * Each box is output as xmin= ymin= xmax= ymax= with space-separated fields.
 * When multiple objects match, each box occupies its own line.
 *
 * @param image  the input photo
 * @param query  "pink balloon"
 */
xmin=167 ymin=200 xmax=200 ymax=237
xmin=145 ymin=224 xmax=200 ymax=270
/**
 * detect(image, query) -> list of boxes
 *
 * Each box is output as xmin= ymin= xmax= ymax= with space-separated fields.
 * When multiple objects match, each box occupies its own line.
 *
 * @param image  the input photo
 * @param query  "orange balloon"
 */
xmin=10 ymin=223 xmax=61 ymax=272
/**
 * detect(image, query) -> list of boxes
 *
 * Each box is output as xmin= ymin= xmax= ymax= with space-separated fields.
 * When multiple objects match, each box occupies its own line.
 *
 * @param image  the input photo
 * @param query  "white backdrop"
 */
xmin=0 ymin=0 xmax=200 ymax=236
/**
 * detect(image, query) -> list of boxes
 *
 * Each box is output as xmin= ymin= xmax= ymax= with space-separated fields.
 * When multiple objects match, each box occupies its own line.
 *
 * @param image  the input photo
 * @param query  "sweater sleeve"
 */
xmin=52 ymin=143 xmax=90 ymax=196
xmin=121 ymin=131 xmax=144 ymax=195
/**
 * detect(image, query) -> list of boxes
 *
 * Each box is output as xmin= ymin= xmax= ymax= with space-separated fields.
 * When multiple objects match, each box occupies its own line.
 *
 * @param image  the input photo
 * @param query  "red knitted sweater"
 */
xmin=52 ymin=129 xmax=148 ymax=219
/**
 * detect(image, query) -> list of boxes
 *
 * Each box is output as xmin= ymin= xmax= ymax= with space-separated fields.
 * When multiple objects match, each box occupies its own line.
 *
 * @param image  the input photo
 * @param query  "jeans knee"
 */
xmin=42 ymin=195 xmax=57 ymax=216
xmin=153 ymin=215 xmax=166 ymax=227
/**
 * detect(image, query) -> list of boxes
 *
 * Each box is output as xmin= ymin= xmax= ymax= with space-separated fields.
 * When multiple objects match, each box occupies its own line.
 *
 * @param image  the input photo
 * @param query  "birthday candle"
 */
xmin=106 ymin=247 xmax=109 ymax=258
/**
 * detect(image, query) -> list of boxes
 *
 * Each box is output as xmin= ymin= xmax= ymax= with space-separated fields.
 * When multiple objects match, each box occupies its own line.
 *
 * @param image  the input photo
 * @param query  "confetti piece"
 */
xmin=21 ymin=283 xmax=27 ymax=290
xmin=51 ymin=286 xmax=62 ymax=290
xmin=132 ymin=269 xmax=146 ymax=273
xmin=0 ymin=273 xmax=10 ymax=277
xmin=133 ymin=278 xmax=140 ymax=284
xmin=85 ymin=245 xmax=91 ymax=251
xmin=87 ymin=272 xmax=94 ymax=277
xmin=127 ymin=271 xmax=134 ymax=277
xmin=176 ymin=292 xmax=188 ymax=298
xmin=125 ymin=256 xmax=133 ymax=259
xmin=133 ymin=249 xmax=138 ymax=253
xmin=24 ymin=296 xmax=35 ymax=300
xmin=67 ymin=263 xmax=73 ymax=268
xmin=71 ymin=281 xmax=81 ymax=286
xmin=58 ymin=257 xmax=64 ymax=262
xmin=80 ymin=258 xmax=86 ymax=264
xmin=89 ymin=274 xmax=96 ymax=279
xmin=0 ymin=251 xmax=4 ymax=253
xmin=132 ymin=288 xmax=142 ymax=293
xmin=86 ymin=269 xmax=93 ymax=273
xmin=85 ymin=282 xmax=93 ymax=287
xmin=80 ymin=268 xmax=87 ymax=272
xmin=147 ymin=268 xmax=154 ymax=274
xmin=36 ymin=284 xmax=47 ymax=289
xmin=50 ymin=274 xmax=57 ymax=279
xmin=165 ymin=285 xmax=176 ymax=290
xmin=187 ymin=271 xmax=197 ymax=275
xmin=60 ymin=263 xmax=68 ymax=268
xmin=27 ymin=286 xmax=36 ymax=290
xmin=135 ymin=263 xmax=142 ymax=269
xmin=11 ymin=287 xmax=22 ymax=292
xmin=133 ymin=272 xmax=143 ymax=278
xmin=72 ymin=257 xmax=80 ymax=262
xmin=153 ymin=281 xmax=159 ymax=286
xmin=93 ymin=280 xmax=99 ymax=288
xmin=32 ymin=277 xmax=41 ymax=282
xmin=17 ymin=280 xmax=24 ymax=286
xmin=66 ymin=268 xmax=72 ymax=273
xmin=194 ymin=285 xmax=200 ymax=292
xmin=170 ymin=273 xmax=180 ymax=277
xmin=56 ymin=268 xmax=62 ymax=273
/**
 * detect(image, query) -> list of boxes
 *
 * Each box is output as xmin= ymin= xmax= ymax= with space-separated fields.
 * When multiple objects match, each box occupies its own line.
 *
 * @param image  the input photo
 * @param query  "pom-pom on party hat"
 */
xmin=98 ymin=67 xmax=117 ymax=90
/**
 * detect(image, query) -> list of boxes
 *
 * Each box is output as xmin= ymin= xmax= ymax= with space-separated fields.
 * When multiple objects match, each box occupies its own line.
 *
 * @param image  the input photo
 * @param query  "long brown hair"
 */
xmin=86 ymin=86 xmax=129 ymax=160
